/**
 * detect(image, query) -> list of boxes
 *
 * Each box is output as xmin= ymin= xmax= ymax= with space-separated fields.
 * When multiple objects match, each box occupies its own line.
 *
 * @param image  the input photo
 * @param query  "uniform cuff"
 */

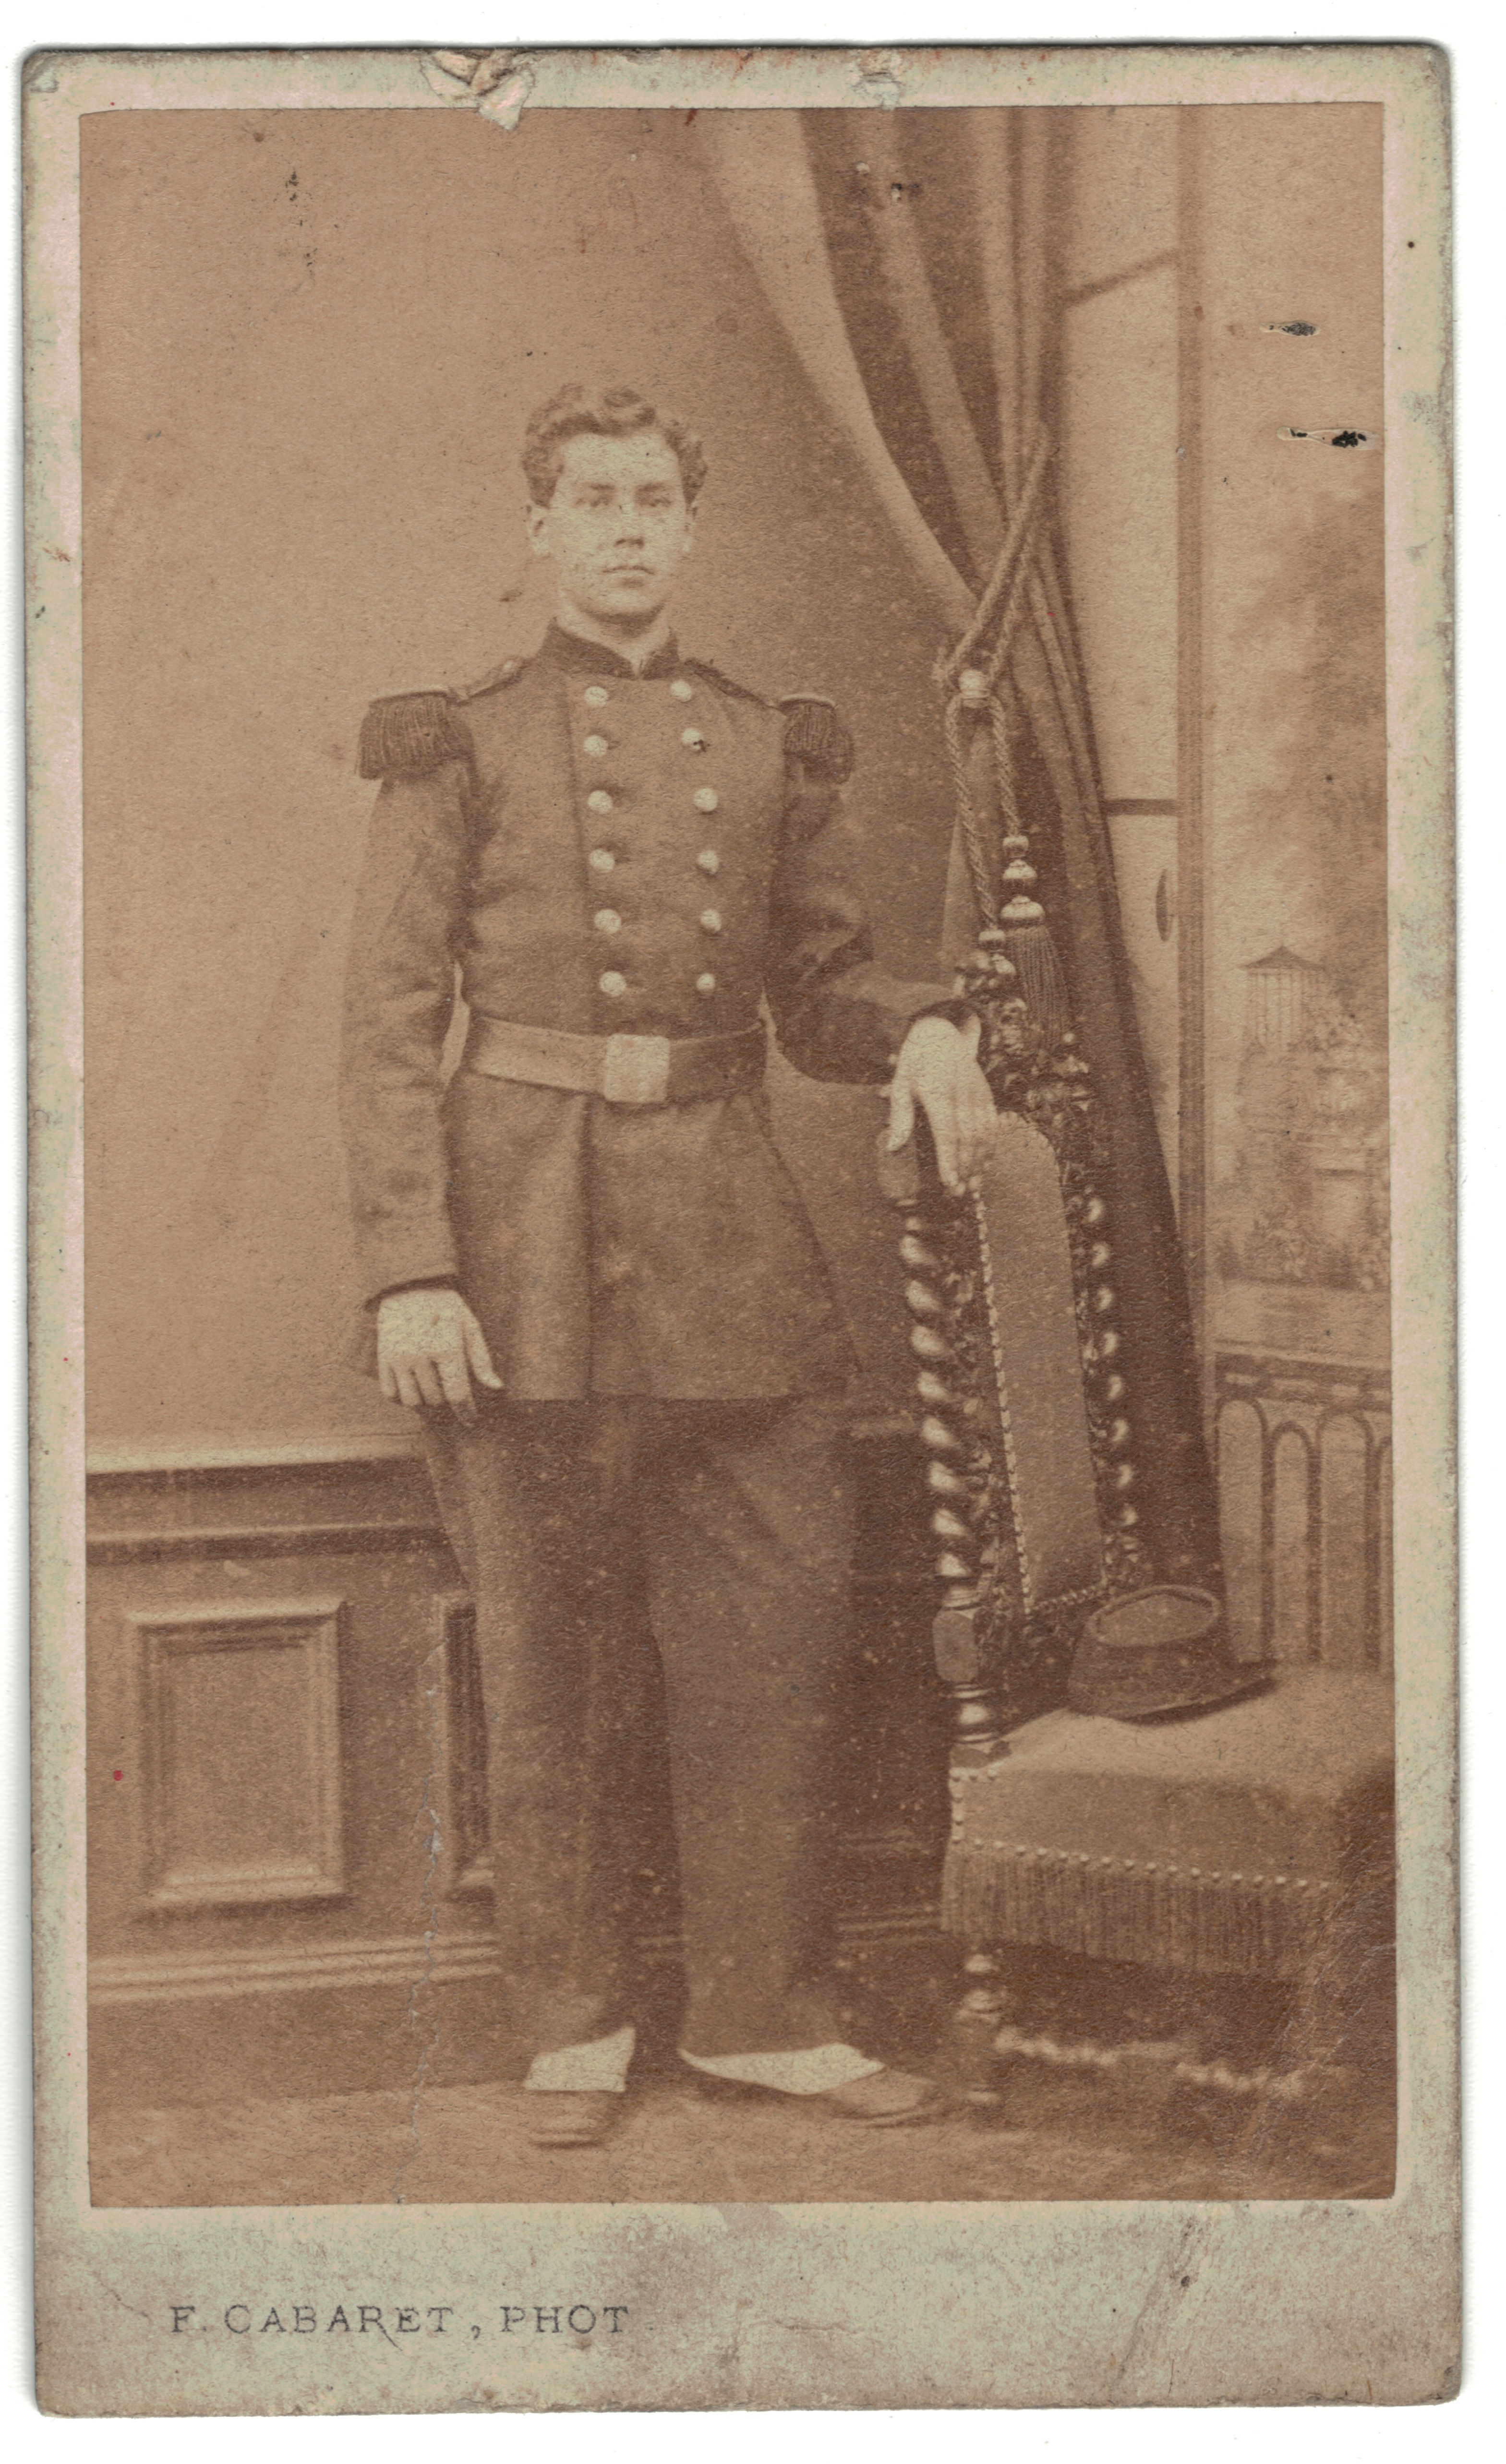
xmin=354 ymin=1221 xmax=460 ymax=1311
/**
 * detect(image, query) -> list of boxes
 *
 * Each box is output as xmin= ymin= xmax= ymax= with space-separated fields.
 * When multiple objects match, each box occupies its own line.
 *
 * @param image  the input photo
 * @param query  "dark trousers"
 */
xmin=422 ymin=1394 xmax=856 ymax=2061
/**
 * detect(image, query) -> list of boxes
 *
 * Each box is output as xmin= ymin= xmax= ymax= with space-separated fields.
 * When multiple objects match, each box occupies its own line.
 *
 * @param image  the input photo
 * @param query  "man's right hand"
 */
xmin=376 ymin=1287 xmax=503 ymax=1424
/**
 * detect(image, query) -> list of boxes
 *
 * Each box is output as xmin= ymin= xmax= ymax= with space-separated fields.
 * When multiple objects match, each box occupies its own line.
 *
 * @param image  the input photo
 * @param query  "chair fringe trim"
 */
xmin=941 ymin=1837 xmax=1338 ymax=1979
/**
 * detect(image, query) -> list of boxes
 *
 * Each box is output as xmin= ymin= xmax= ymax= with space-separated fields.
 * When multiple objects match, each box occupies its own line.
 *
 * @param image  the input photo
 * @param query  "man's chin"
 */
xmin=581 ymin=586 xmax=670 ymax=625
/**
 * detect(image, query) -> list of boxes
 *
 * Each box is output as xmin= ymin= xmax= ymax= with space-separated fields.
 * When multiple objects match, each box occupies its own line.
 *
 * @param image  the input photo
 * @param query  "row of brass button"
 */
xmin=583 ymin=728 xmax=706 ymax=756
xmin=592 ymin=908 xmax=721 ymax=935
xmin=579 ymin=677 xmax=718 ymax=997
xmin=585 ymin=786 xmax=719 ymax=816
xmin=589 ymin=847 xmax=719 ymax=876
xmin=582 ymin=678 xmax=697 ymax=706
xmin=599 ymin=971 xmax=719 ymax=999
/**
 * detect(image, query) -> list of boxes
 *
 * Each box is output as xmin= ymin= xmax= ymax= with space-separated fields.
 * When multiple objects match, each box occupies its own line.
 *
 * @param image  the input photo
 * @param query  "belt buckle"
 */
xmin=602 ymin=1032 xmax=671 ymax=1106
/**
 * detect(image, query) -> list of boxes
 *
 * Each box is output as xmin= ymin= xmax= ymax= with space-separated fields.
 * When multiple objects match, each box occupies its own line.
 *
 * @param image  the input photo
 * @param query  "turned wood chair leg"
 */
xmin=952 ymin=1950 xmax=1013 ymax=2105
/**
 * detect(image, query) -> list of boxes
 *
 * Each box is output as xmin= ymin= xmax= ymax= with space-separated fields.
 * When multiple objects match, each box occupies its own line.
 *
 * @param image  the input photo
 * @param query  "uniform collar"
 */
xmin=540 ymin=619 xmax=684 ymax=682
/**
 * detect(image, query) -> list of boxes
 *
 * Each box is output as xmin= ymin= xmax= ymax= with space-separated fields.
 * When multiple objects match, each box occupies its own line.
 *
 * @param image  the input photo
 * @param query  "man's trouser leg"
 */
xmin=423 ymin=1393 xmax=862 ymax=2078
xmin=422 ymin=1400 xmax=663 ymax=2062
xmin=641 ymin=1396 xmax=858 ymax=2063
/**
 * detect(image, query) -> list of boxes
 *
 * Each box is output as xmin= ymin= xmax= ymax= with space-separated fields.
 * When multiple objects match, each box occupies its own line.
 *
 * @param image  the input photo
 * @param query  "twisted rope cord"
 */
xmin=937 ymin=429 xmax=1056 ymax=693
xmin=982 ymin=555 xmax=1037 ymax=694
xmin=988 ymin=686 xmax=1026 ymax=847
xmin=943 ymin=692 xmax=1000 ymax=929
xmin=941 ymin=432 xmax=1055 ymax=928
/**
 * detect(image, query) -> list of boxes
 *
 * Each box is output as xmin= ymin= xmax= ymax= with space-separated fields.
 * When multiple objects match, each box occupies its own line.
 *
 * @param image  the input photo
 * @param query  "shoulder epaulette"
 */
xmin=779 ymin=692 xmax=855 ymax=785
xmin=358 ymin=690 xmax=475 ymax=780
xmin=681 ymin=656 xmax=769 ymax=709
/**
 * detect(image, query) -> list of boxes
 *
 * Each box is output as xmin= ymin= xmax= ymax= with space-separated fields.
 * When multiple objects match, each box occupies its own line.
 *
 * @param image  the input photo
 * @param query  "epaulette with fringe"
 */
xmin=358 ymin=691 xmax=474 ymax=780
xmin=778 ymin=692 xmax=855 ymax=785
xmin=357 ymin=657 xmax=524 ymax=779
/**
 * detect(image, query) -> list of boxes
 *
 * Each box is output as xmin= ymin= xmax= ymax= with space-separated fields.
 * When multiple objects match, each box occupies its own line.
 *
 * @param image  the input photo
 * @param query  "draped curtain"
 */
xmin=696 ymin=108 xmax=1220 ymax=1593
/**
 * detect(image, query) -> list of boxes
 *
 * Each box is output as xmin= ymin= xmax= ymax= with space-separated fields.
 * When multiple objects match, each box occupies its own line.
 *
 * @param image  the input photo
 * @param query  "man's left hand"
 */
xmin=886 ymin=1013 xmax=1000 ymax=1197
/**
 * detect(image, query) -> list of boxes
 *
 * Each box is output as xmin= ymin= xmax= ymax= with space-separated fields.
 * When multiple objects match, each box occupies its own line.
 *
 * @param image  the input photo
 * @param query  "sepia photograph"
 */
xmin=25 ymin=38 xmax=1457 ymax=2413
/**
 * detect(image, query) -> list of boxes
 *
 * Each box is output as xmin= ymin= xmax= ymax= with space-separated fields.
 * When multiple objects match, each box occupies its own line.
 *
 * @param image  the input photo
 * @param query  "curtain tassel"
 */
xmin=996 ymin=844 xmax=1071 ymax=1047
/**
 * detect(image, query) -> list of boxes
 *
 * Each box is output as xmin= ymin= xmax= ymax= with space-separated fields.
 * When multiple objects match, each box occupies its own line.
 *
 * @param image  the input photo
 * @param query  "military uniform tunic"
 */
xmin=340 ymin=621 xmax=952 ymax=2069
xmin=341 ymin=622 xmax=951 ymax=1395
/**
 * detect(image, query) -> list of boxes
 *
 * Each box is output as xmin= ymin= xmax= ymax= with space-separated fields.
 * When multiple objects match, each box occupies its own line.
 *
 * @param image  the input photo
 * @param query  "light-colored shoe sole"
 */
xmin=814 ymin=2086 xmax=952 ymax=2129
xmin=692 ymin=2072 xmax=952 ymax=2129
xmin=524 ymin=2093 xmax=621 ymax=2149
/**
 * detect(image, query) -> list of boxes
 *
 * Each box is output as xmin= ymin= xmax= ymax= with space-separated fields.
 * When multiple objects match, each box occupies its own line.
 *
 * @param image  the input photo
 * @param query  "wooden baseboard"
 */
xmin=86 ymin=1904 xmax=955 ymax=2114
xmin=89 ymin=1898 xmax=944 ymax=2012
xmin=88 ymin=1932 xmax=503 ymax=2006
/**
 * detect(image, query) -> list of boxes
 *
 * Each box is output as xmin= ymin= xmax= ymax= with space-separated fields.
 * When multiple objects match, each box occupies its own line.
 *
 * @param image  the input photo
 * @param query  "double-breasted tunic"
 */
xmin=341 ymin=621 xmax=952 ymax=1397
xmin=340 ymin=622 xmax=963 ymax=2063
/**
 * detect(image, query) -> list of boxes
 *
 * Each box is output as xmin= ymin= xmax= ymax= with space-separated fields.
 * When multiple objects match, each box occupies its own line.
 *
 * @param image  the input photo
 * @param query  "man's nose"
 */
xmin=612 ymin=501 xmax=646 ymax=539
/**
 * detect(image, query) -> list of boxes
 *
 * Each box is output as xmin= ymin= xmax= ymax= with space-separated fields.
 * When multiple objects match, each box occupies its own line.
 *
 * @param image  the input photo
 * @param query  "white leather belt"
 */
xmin=462 ymin=1013 xmax=766 ymax=1107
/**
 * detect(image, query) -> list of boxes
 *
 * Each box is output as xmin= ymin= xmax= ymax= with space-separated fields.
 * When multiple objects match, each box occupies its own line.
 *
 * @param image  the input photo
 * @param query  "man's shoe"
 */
xmin=693 ymin=2066 xmax=950 ymax=2127
xmin=812 ymin=2069 xmax=951 ymax=2127
xmin=523 ymin=2090 xmax=621 ymax=2148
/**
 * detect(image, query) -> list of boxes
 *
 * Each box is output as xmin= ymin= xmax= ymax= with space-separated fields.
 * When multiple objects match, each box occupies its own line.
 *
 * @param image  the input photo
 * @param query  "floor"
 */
xmin=89 ymin=2055 xmax=1395 ymax=2208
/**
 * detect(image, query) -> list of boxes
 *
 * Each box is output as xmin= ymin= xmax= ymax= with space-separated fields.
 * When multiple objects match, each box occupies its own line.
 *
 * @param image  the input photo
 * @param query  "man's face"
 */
xmin=528 ymin=429 xmax=694 ymax=628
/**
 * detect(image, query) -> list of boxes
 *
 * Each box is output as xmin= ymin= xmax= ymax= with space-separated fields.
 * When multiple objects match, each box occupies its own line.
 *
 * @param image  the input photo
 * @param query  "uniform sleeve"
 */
xmin=763 ymin=741 xmax=959 ymax=1084
xmin=338 ymin=759 xmax=472 ymax=1305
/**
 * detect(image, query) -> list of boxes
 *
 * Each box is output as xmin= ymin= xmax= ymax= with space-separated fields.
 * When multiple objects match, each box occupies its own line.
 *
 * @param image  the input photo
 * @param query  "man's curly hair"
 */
xmin=522 ymin=384 xmax=708 ymax=508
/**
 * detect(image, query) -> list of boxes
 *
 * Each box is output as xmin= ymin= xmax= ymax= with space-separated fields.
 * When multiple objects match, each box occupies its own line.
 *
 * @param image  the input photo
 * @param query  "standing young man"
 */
xmin=341 ymin=383 xmax=999 ymax=2147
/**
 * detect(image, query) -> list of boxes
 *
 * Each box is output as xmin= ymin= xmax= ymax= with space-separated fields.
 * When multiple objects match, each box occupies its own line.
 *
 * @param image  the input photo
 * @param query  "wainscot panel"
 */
xmin=86 ymin=1430 xmax=956 ymax=2110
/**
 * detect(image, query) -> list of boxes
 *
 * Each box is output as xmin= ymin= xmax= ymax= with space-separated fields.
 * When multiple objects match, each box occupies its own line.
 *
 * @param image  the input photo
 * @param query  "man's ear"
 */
xmin=526 ymin=500 xmax=552 ymax=561
xmin=679 ymin=502 xmax=697 ymax=561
